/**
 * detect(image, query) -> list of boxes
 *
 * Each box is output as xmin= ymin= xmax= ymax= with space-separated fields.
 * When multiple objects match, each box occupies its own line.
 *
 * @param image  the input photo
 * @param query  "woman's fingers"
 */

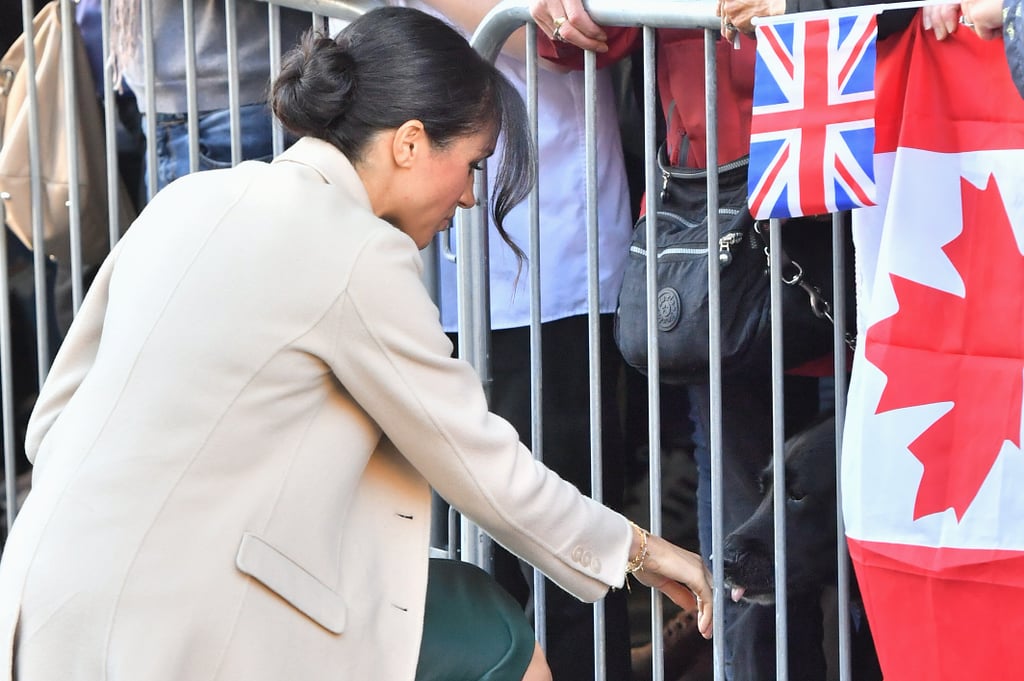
xmin=923 ymin=4 xmax=961 ymax=39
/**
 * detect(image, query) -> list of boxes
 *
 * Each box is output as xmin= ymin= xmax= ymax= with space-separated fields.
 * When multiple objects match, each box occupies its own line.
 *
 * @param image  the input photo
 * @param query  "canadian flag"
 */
xmin=843 ymin=17 xmax=1024 ymax=680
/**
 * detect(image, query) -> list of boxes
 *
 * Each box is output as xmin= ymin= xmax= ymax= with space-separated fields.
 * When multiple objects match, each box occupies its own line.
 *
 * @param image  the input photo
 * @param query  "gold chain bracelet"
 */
xmin=625 ymin=522 xmax=649 ymax=575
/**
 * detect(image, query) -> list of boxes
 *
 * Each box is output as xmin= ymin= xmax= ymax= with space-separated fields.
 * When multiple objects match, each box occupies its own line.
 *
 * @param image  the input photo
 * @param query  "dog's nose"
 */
xmin=722 ymin=534 xmax=764 ymax=574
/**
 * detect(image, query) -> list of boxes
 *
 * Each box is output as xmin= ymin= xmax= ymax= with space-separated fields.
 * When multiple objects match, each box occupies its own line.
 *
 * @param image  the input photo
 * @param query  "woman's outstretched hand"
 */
xmin=629 ymin=529 xmax=714 ymax=639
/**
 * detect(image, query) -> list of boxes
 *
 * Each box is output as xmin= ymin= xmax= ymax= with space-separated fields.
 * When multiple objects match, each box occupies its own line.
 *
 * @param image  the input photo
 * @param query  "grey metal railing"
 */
xmin=0 ymin=2 xmax=856 ymax=680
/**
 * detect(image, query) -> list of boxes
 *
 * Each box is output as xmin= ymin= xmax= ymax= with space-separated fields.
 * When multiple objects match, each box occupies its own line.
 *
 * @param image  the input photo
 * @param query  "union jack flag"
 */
xmin=748 ymin=12 xmax=878 ymax=220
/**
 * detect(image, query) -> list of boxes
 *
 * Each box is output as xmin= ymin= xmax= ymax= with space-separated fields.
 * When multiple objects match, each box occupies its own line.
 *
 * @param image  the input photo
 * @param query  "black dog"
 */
xmin=722 ymin=414 xmax=881 ymax=681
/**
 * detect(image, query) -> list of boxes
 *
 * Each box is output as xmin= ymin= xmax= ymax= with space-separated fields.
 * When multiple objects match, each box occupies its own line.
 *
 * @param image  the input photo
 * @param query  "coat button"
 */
xmin=571 ymin=545 xmax=583 ymax=563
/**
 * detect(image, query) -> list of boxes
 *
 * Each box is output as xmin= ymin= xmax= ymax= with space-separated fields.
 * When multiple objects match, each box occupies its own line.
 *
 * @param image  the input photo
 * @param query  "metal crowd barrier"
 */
xmin=0 ymin=1 xmax=856 ymax=680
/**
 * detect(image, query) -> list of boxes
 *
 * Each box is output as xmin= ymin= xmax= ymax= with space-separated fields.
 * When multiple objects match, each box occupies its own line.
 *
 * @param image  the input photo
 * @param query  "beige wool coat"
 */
xmin=0 ymin=137 xmax=633 ymax=681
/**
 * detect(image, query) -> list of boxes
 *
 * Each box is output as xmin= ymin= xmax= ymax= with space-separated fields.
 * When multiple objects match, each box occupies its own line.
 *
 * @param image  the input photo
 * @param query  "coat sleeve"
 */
xmin=320 ymin=226 xmax=633 ymax=603
xmin=23 ymin=240 xmax=122 ymax=464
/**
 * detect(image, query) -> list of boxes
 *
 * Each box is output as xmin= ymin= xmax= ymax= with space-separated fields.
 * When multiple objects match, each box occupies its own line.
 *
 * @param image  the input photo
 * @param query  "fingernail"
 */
xmin=922 ymin=13 xmax=932 ymax=29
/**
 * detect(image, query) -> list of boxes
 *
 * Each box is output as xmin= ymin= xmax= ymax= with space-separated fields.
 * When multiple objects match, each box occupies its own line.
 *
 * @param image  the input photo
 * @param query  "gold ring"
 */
xmin=553 ymin=15 xmax=568 ymax=42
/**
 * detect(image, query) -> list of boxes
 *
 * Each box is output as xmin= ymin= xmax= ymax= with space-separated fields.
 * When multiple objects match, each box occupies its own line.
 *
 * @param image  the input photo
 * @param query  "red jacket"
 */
xmin=539 ymin=27 xmax=756 ymax=167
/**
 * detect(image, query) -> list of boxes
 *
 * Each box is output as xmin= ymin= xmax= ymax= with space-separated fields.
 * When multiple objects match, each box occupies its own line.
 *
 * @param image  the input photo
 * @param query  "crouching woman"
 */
xmin=0 ymin=8 xmax=711 ymax=681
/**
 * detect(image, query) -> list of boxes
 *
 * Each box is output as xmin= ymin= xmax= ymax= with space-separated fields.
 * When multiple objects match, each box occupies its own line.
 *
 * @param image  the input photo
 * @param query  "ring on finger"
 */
xmin=553 ymin=15 xmax=569 ymax=42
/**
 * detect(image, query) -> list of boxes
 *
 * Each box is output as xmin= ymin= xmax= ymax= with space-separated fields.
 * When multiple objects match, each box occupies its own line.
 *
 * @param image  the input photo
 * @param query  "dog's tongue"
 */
xmin=730 ymin=586 xmax=746 ymax=602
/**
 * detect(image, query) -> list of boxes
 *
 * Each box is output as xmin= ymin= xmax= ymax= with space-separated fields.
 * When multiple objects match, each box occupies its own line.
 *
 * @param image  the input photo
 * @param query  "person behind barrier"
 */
xmin=388 ymin=1 xmax=636 ymax=677
xmin=0 ymin=8 xmax=712 ymax=681
xmin=527 ymin=2 xmax=913 ymax=680
xmin=110 ymin=0 xmax=310 ymax=196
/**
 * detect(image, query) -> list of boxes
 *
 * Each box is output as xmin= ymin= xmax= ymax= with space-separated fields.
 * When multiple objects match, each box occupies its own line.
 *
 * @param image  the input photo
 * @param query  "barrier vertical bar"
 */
xmin=19 ymin=0 xmax=50 ymax=387
xmin=0 ymin=204 xmax=17 ymax=533
xmin=59 ymin=0 xmax=84 ymax=314
xmin=100 ymin=0 xmax=125 ymax=247
xmin=524 ymin=21 xmax=548 ymax=652
xmin=833 ymin=211 xmax=852 ymax=681
xmin=583 ymin=47 xmax=608 ymax=681
xmin=268 ymin=3 xmax=285 ymax=157
xmin=768 ymin=215 xmax=789 ymax=681
xmin=184 ymin=0 xmax=201 ymax=173
xmin=641 ymin=25 xmax=666 ymax=681
xmin=225 ymin=0 xmax=242 ymax=166
xmin=141 ymin=0 xmax=158 ymax=203
xmin=456 ymin=127 xmax=492 ymax=572
xmin=703 ymin=27 xmax=727 ymax=681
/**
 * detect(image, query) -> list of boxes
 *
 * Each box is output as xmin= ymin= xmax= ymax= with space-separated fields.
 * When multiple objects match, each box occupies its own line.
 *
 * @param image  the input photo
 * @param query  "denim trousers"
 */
xmin=142 ymin=102 xmax=275 ymax=195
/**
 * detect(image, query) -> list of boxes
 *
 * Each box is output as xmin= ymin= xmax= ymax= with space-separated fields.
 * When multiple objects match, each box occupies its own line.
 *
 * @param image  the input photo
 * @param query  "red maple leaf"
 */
xmin=865 ymin=174 xmax=1024 ymax=521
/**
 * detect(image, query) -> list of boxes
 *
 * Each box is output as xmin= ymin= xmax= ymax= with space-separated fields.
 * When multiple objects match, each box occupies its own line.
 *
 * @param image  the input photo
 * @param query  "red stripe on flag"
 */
xmin=849 ymin=538 xmax=1024 ymax=681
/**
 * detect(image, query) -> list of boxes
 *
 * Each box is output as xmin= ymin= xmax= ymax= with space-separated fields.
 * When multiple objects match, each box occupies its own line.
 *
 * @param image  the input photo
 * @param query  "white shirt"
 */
xmin=437 ymin=56 xmax=633 ymax=330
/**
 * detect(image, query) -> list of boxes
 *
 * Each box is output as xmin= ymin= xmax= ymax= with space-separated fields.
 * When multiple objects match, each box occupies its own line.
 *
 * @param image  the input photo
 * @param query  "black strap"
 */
xmin=754 ymin=221 xmax=857 ymax=351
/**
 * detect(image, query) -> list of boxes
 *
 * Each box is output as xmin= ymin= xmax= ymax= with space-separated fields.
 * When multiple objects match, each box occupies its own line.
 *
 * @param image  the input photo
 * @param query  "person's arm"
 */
xmin=320 ymin=223 xmax=712 ymax=633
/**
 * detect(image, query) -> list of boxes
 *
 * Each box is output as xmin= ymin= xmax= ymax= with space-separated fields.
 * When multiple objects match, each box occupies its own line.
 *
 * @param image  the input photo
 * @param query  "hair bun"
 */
xmin=272 ymin=31 xmax=358 ymax=137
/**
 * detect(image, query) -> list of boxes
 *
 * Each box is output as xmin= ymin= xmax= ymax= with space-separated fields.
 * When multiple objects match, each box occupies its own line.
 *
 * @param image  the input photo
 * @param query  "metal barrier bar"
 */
xmin=18 ymin=0 xmax=50 ymax=388
xmin=640 ymin=25 xmax=667 ymax=681
xmin=141 ymin=0 xmax=158 ymax=203
xmin=184 ymin=0 xmax=201 ymax=174
xmin=832 ymin=212 xmax=853 ymax=681
xmin=59 ymin=0 xmax=84 ymax=314
xmin=454 ymin=119 xmax=493 ymax=569
xmin=226 ymin=0 xmax=243 ymax=167
xmin=768 ymin=216 xmax=790 ymax=681
xmin=583 ymin=47 xmax=608 ymax=681
xmin=0 ymin=203 xmax=16 ymax=535
xmin=524 ymin=21 xmax=548 ymax=652
xmin=268 ymin=3 xmax=286 ymax=157
xmin=703 ymin=27 xmax=726 ymax=680
xmin=100 ymin=0 xmax=125 ymax=247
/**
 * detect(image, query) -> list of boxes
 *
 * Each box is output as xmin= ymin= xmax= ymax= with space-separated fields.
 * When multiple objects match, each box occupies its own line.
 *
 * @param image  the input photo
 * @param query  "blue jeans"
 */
xmin=142 ymin=102 xmax=275 ymax=195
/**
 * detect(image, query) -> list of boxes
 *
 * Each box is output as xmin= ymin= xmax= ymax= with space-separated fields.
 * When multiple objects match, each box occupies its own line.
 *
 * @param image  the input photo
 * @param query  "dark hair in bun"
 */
xmin=271 ymin=34 xmax=358 ymax=141
xmin=271 ymin=7 xmax=534 ymax=243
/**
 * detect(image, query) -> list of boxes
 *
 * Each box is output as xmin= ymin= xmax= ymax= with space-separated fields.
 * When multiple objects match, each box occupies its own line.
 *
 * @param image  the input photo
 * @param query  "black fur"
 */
xmin=721 ymin=414 xmax=882 ymax=681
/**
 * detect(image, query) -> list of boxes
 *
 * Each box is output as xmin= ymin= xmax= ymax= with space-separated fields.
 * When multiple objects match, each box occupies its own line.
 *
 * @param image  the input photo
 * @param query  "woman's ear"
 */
xmin=392 ymin=120 xmax=427 ymax=169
